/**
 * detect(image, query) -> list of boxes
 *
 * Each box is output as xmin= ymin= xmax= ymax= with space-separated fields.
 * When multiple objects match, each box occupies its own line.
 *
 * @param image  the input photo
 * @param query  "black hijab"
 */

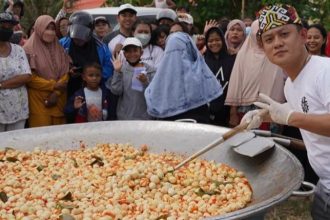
xmin=204 ymin=27 xmax=235 ymax=126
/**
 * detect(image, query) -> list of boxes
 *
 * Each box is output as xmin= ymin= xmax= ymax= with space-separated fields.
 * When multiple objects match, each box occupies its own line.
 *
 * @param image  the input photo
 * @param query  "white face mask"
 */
xmin=134 ymin=33 xmax=151 ymax=47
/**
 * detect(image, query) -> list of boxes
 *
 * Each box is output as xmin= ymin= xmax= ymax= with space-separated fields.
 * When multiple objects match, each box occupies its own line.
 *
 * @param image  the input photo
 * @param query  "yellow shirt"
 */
xmin=27 ymin=73 xmax=69 ymax=117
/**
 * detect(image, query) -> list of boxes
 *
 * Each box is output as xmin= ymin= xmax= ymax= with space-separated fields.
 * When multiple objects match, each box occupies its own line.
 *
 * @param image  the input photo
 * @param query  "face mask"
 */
xmin=134 ymin=33 xmax=151 ymax=47
xmin=42 ymin=30 xmax=56 ymax=43
xmin=0 ymin=28 xmax=14 ymax=42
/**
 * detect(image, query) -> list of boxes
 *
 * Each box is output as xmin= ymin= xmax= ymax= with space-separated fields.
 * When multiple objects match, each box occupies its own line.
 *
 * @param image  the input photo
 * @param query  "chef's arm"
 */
xmin=289 ymin=112 xmax=330 ymax=137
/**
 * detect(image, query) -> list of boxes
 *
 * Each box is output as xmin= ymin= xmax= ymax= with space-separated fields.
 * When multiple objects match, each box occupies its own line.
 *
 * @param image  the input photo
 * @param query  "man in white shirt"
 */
xmin=241 ymin=4 xmax=330 ymax=219
xmin=107 ymin=4 xmax=137 ymax=55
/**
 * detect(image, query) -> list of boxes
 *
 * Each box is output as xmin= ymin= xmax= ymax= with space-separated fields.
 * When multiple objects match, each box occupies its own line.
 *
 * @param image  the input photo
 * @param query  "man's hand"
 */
xmin=254 ymin=93 xmax=294 ymax=125
xmin=240 ymin=109 xmax=264 ymax=130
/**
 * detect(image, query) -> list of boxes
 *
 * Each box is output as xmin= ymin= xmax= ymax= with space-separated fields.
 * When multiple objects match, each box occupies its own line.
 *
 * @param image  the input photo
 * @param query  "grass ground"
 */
xmin=265 ymin=196 xmax=313 ymax=220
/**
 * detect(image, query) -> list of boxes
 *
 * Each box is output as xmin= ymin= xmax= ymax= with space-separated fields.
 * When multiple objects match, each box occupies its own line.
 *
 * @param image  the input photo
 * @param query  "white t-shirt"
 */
xmin=84 ymin=87 xmax=102 ymax=122
xmin=155 ymin=0 xmax=169 ymax=8
xmin=284 ymin=56 xmax=330 ymax=191
xmin=108 ymin=34 xmax=126 ymax=55
xmin=141 ymin=45 xmax=164 ymax=70
xmin=0 ymin=44 xmax=31 ymax=124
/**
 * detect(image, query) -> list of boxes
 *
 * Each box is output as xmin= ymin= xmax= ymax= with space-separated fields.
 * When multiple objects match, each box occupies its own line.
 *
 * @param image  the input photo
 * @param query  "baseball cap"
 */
xmin=0 ymin=12 xmax=19 ymax=25
xmin=257 ymin=4 xmax=302 ymax=38
xmin=94 ymin=16 xmax=109 ymax=25
xmin=122 ymin=37 xmax=142 ymax=50
xmin=156 ymin=9 xmax=177 ymax=22
xmin=177 ymin=13 xmax=193 ymax=25
xmin=118 ymin=4 xmax=137 ymax=15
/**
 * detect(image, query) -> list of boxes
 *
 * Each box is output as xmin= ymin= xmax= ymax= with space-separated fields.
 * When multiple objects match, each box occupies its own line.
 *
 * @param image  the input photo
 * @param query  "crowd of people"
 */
xmin=0 ymin=1 xmax=330 ymax=219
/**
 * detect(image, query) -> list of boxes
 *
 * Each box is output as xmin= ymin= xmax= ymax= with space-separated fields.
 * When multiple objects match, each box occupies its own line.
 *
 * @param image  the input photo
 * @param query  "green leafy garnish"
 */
xmin=56 ymin=203 xmax=76 ymax=210
xmin=60 ymin=192 xmax=73 ymax=201
xmin=90 ymin=155 xmax=104 ymax=167
xmin=59 ymin=213 xmax=75 ymax=220
xmin=124 ymin=154 xmax=137 ymax=160
xmin=37 ymin=165 xmax=45 ymax=172
xmin=52 ymin=174 xmax=61 ymax=180
xmin=156 ymin=214 xmax=169 ymax=220
xmin=0 ymin=191 xmax=8 ymax=203
xmin=71 ymin=158 xmax=79 ymax=168
xmin=194 ymin=187 xmax=220 ymax=196
xmin=6 ymin=157 xmax=19 ymax=162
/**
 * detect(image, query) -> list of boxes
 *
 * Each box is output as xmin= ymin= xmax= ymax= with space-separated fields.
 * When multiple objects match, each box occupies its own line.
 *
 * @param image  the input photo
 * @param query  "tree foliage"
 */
xmin=0 ymin=0 xmax=329 ymax=32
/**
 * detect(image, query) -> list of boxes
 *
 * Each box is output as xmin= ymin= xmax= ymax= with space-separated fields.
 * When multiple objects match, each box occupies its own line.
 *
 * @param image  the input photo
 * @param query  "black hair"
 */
xmin=307 ymin=23 xmax=327 ymax=56
xmin=150 ymin=24 xmax=170 ymax=46
xmin=3 ymin=0 xmax=24 ymax=18
xmin=132 ymin=19 xmax=152 ymax=34
xmin=205 ymin=26 xmax=228 ymax=56
xmin=82 ymin=62 xmax=102 ymax=75
xmin=170 ymin=21 xmax=189 ymax=34
xmin=176 ymin=5 xmax=190 ymax=13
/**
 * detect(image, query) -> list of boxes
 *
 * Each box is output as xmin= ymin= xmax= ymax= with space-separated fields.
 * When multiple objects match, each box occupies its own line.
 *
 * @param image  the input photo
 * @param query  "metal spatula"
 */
xmin=174 ymin=109 xmax=268 ymax=170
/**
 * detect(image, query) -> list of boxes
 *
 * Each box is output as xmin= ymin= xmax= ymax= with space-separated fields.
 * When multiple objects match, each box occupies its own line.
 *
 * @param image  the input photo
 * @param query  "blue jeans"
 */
xmin=311 ymin=182 xmax=330 ymax=220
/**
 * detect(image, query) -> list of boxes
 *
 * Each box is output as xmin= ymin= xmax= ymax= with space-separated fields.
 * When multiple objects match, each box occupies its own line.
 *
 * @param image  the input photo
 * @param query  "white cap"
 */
xmin=94 ymin=16 xmax=108 ymax=24
xmin=118 ymin=3 xmax=137 ymax=14
xmin=122 ymin=37 xmax=142 ymax=50
xmin=156 ymin=9 xmax=177 ymax=21
xmin=177 ymin=13 xmax=193 ymax=25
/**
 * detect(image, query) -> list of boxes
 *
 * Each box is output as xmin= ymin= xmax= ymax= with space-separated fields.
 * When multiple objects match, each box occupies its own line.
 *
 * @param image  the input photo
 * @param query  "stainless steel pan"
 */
xmin=0 ymin=121 xmax=312 ymax=219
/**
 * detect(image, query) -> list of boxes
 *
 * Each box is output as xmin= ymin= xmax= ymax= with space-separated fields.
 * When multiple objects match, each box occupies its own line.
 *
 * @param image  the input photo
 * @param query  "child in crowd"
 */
xmin=108 ymin=37 xmax=156 ymax=120
xmin=65 ymin=63 xmax=115 ymax=123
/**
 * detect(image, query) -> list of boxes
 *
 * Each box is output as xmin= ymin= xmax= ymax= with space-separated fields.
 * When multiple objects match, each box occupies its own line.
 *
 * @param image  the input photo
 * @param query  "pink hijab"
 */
xmin=24 ymin=15 xmax=70 ymax=80
xmin=225 ymin=20 xmax=286 ymax=106
xmin=224 ymin=19 xmax=246 ymax=55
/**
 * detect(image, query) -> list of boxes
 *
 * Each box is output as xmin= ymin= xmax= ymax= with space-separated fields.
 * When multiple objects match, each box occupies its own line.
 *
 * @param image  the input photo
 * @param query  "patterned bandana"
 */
xmin=257 ymin=4 xmax=302 ymax=37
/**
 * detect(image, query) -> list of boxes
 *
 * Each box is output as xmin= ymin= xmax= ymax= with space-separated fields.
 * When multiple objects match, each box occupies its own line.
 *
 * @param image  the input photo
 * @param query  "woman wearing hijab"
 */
xmin=225 ymin=20 xmax=286 ymax=129
xmin=224 ymin=19 xmax=246 ymax=55
xmin=145 ymin=32 xmax=222 ymax=123
xmin=0 ymin=12 xmax=31 ymax=132
xmin=24 ymin=15 xmax=71 ymax=127
xmin=204 ymin=27 xmax=235 ymax=126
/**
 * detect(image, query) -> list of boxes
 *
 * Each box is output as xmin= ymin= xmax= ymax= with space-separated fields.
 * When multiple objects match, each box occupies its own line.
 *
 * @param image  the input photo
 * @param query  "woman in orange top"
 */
xmin=24 ymin=15 xmax=71 ymax=127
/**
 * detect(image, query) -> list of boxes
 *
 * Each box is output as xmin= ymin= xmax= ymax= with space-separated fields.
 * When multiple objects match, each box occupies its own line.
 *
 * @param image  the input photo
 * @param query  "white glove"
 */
xmin=254 ymin=93 xmax=294 ymax=125
xmin=240 ymin=109 xmax=263 ymax=130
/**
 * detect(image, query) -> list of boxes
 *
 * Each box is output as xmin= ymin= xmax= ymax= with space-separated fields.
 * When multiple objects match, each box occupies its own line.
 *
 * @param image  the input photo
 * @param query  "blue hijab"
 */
xmin=145 ymin=32 xmax=222 ymax=118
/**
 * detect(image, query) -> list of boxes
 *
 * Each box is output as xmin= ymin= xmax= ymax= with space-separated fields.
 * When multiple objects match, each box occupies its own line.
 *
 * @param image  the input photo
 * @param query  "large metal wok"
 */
xmin=0 ymin=121 xmax=307 ymax=219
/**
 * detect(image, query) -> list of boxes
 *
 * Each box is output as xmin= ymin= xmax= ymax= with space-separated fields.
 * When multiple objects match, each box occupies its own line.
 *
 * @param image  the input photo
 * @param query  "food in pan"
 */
xmin=0 ymin=144 xmax=252 ymax=220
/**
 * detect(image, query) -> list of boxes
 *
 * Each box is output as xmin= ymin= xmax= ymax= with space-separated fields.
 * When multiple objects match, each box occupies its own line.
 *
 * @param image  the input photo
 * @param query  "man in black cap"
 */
xmin=94 ymin=16 xmax=111 ymax=41
xmin=59 ymin=11 xmax=113 ymax=108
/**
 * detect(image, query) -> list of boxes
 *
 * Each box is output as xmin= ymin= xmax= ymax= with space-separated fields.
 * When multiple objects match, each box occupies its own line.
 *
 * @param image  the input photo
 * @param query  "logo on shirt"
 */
xmin=301 ymin=96 xmax=309 ymax=113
